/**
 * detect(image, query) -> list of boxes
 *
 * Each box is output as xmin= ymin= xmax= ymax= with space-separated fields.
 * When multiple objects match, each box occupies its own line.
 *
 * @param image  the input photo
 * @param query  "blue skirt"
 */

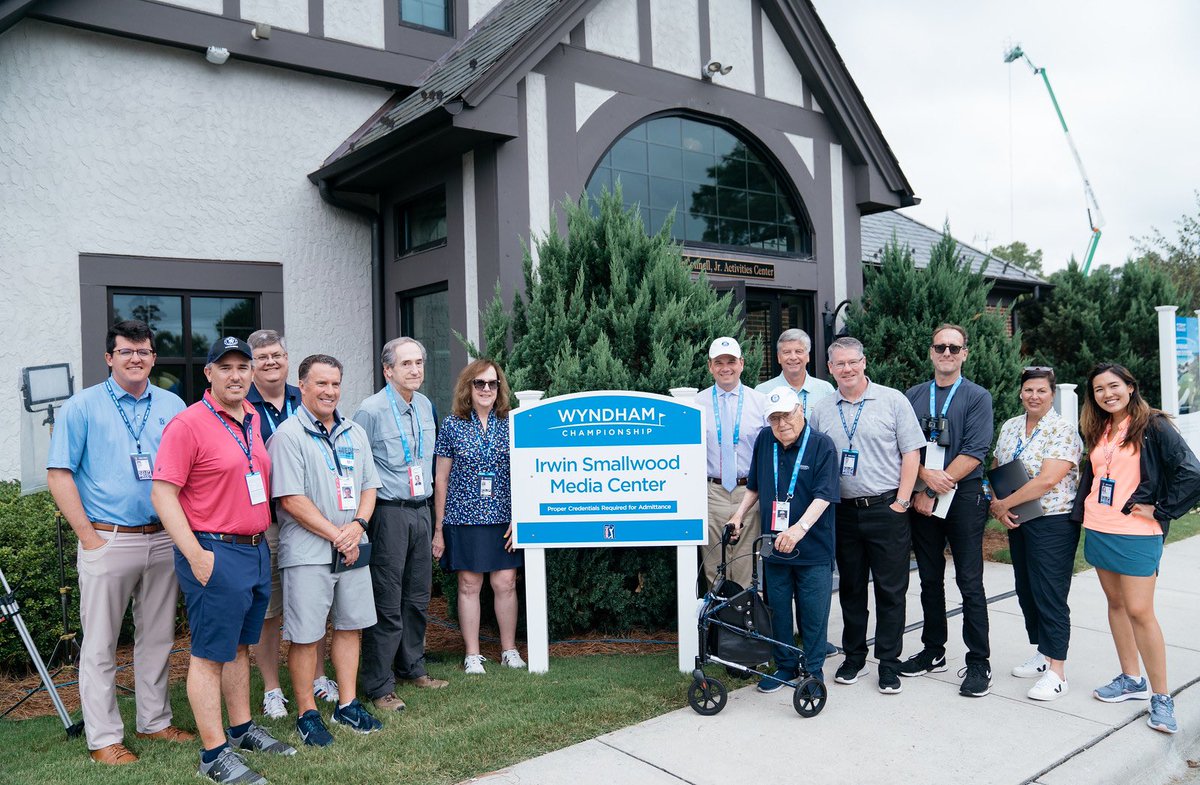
xmin=440 ymin=523 xmax=523 ymax=573
xmin=1083 ymin=529 xmax=1163 ymax=577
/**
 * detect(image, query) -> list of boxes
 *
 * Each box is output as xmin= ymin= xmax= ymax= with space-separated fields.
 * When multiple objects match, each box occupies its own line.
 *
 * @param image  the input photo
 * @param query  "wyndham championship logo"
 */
xmin=513 ymin=393 xmax=701 ymax=448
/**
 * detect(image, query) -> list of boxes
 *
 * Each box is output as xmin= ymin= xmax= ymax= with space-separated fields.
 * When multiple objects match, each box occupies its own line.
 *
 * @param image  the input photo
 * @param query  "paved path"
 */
xmin=466 ymin=536 xmax=1200 ymax=785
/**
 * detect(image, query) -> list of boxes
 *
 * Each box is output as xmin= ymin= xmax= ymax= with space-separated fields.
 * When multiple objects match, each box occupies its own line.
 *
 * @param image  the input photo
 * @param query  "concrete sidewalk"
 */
xmin=466 ymin=536 xmax=1200 ymax=785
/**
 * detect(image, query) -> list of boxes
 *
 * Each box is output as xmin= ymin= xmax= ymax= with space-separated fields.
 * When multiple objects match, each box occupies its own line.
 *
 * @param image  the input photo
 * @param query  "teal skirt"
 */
xmin=1083 ymin=529 xmax=1163 ymax=577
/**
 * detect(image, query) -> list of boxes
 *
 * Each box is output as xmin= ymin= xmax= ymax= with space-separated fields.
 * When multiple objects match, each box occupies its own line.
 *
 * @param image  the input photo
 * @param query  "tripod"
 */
xmin=0 ymin=562 xmax=82 ymax=736
xmin=45 ymin=514 xmax=82 ymax=672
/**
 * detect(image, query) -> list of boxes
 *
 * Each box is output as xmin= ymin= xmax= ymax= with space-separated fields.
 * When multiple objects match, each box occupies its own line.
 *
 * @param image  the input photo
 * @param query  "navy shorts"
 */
xmin=175 ymin=537 xmax=271 ymax=663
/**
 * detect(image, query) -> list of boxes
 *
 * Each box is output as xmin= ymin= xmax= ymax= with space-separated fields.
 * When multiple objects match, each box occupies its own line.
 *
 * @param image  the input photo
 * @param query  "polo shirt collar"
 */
xmin=297 ymin=402 xmax=347 ymax=438
xmin=106 ymin=375 xmax=152 ymax=402
xmin=833 ymin=378 xmax=877 ymax=404
xmin=246 ymin=382 xmax=299 ymax=406
xmin=202 ymin=389 xmax=255 ymax=419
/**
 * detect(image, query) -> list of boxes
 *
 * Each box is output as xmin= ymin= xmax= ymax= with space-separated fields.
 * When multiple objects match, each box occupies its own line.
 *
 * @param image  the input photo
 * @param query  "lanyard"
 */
xmin=202 ymin=398 xmax=256 ymax=472
xmin=713 ymin=384 xmax=744 ymax=454
xmin=927 ymin=377 xmax=963 ymax=439
xmin=798 ymin=389 xmax=809 ymax=420
xmin=385 ymin=384 xmax=424 ymax=464
xmin=105 ymin=380 xmax=153 ymax=453
xmin=773 ymin=426 xmax=811 ymax=503
xmin=473 ymin=409 xmax=494 ymax=465
xmin=837 ymin=397 xmax=867 ymax=450
xmin=263 ymin=396 xmax=294 ymax=432
xmin=1013 ymin=416 xmax=1042 ymax=461
xmin=1101 ymin=419 xmax=1129 ymax=478
xmin=310 ymin=429 xmax=351 ymax=476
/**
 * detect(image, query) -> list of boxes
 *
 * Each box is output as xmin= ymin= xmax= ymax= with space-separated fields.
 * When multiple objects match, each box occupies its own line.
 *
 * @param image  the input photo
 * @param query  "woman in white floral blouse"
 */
xmin=989 ymin=367 xmax=1083 ymax=702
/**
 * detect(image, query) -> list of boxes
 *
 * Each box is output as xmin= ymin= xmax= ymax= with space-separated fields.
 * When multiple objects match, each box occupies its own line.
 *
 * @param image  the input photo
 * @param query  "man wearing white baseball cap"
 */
xmin=694 ymin=337 xmax=767 ymax=589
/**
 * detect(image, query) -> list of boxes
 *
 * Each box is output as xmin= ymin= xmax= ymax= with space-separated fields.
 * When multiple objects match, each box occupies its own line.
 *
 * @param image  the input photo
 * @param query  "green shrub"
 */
xmin=0 ymin=483 xmax=79 ymax=675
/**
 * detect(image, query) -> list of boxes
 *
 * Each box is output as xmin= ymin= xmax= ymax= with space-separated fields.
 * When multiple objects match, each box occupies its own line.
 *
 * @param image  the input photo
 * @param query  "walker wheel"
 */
xmin=687 ymin=677 xmax=727 ymax=716
xmin=793 ymin=676 xmax=827 ymax=718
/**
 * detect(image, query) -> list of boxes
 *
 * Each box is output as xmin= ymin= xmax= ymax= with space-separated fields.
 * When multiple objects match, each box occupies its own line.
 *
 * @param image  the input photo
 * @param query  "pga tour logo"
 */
xmin=604 ymin=525 xmax=615 ymax=540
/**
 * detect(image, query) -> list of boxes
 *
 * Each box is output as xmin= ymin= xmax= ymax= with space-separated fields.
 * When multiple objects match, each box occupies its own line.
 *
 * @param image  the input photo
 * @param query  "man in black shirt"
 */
xmin=902 ymin=324 xmax=994 ymax=697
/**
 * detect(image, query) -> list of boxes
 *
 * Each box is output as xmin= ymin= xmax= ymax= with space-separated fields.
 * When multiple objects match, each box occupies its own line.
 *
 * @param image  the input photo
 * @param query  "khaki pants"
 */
xmin=77 ymin=528 xmax=178 ymax=750
xmin=702 ymin=483 xmax=760 ymax=590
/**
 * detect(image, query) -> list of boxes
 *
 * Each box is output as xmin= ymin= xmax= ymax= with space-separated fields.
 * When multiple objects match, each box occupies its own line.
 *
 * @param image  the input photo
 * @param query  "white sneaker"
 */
xmin=500 ymin=649 xmax=527 ymax=669
xmin=1012 ymin=652 xmax=1049 ymax=679
xmin=262 ymin=688 xmax=289 ymax=719
xmin=313 ymin=676 xmax=340 ymax=703
xmin=1028 ymin=670 xmax=1069 ymax=701
xmin=464 ymin=654 xmax=487 ymax=675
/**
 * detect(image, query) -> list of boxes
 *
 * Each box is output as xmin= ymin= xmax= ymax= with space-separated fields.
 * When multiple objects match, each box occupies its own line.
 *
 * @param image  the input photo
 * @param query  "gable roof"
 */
xmin=861 ymin=211 xmax=1048 ymax=287
xmin=318 ymin=0 xmax=915 ymax=208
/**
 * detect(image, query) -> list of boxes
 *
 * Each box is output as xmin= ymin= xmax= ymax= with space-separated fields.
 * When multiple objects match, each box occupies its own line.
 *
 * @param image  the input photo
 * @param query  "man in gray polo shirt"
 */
xmin=268 ymin=354 xmax=383 ymax=746
xmin=354 ymin=337 xmax=447 ymax=713
xmin=810 ymin=337 xmax=925 ymax=694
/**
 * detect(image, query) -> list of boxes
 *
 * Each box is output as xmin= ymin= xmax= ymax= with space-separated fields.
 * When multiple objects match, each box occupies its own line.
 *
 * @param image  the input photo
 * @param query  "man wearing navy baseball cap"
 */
xmin=154 ymin=335 xmax=295 ymax=784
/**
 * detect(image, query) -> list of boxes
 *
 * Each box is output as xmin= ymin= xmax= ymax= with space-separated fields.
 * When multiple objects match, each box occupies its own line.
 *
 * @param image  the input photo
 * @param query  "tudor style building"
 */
xmin=2 ymin=0 xmax=918 ymax=481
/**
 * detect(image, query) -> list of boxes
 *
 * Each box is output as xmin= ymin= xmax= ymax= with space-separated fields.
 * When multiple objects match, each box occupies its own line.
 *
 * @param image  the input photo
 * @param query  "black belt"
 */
xmin=708 ymin=477 xmax=749 ymax=487
xmin=844 ymin=491 xmax=898 ymax=509
xmin=196 ymin=531 xmax=263 ymax=545
xmin=377 ymin=497 xmax=429 ymax=510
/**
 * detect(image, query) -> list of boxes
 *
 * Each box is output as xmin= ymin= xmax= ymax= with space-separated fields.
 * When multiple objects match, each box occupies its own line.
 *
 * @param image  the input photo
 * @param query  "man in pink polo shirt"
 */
xmin=153 ymin=337 xmax=295 ymax=785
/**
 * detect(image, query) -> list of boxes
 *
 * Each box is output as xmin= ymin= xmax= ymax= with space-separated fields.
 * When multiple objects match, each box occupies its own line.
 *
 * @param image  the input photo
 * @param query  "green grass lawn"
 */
xmin=0 ymin=652 xmax=688 ymax=785
xmin=985 ymin=511 xmax=1200 ymax=573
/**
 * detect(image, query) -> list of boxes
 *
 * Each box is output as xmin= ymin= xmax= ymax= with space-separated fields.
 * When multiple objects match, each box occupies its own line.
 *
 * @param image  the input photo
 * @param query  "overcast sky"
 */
xmin=811 ymin=0 xmax=1200 ymax=273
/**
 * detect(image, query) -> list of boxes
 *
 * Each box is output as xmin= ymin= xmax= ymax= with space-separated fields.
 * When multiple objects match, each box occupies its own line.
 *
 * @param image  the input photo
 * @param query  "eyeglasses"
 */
xmin=931 ymin=344 xmax=964 ymax=355
xmin=830 ymin=358 xmax=864 ymax=370
xmin=472 ymin=379 xmax=500 ymax=391
xmin=254 ymin=352 xmax=286 ymax=363
xmin=111 ymin=348 xmax=155 ymax=359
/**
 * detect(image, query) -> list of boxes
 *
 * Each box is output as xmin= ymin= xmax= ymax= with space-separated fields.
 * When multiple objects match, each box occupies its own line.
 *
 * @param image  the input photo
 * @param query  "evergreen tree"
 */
xmin=469 ymin=190 xmax=762 ymax=637
xmin=844 ymin=228 xmax=1026 ymax=431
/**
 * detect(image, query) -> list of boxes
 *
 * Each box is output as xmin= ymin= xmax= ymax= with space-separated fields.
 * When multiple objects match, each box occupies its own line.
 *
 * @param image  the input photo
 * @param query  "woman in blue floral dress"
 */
xmin=433 ymin=359 xmax=524 ymax=674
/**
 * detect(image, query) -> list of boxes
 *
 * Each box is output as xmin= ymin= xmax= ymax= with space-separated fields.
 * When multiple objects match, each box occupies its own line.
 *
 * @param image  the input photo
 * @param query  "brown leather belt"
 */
xmin=708 ymin=477 xmax=749 ymax=487
xmin=91 ymin=522 xmax=164 ymax=534
xmin=196 ymin=531 xmax=263 ymax=545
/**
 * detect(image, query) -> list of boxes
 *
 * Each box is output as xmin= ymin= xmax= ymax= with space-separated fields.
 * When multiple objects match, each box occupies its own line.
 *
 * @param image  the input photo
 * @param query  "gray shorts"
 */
xmin=265 ymin=521 xmax=283 ymax=619
xmin=281 ymin=563 xmax=377 ymax=644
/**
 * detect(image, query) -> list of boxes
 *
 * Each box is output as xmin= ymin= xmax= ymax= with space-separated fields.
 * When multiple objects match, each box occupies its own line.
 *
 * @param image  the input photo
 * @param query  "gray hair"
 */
xmin=248 ymin=329 xmax=286 ymax=352
xmin=776 ymin=328 xmax=812 ymax=353
xmin=827 ymin=336 xmax=865 ymax=359
xmin=381 ymin=336 xmax=427 ymax=367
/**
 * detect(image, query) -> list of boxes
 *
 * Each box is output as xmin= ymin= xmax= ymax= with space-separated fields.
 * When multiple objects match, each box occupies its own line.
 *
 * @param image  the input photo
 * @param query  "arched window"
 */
xmin=585 ymin=115 xmax=812 ymax=257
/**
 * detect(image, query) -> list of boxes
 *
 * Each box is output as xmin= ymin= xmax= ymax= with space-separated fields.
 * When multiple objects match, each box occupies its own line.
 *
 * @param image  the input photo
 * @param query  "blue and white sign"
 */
xmin=511 ymin=391 xmax=707 ymax=548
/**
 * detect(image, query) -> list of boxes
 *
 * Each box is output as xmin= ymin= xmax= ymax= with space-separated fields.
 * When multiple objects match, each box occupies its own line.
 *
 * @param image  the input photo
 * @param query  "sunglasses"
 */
xmin=931 ymin=343 xmax=964 ymax=355
xmin=472 ymin=379 xmax=500 ymax=391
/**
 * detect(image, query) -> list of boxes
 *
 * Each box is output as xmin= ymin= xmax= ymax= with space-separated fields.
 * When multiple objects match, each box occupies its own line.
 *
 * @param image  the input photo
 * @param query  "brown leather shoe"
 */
xmin=402 ymin=675 xmax=449 ymax=689
xmin=89 ymin=743 xmax=139 ymax=765
xmin=372 ymin=692 xmax=406 ymax=712
xmin=135 ymin=725 xmax=197 ymax=742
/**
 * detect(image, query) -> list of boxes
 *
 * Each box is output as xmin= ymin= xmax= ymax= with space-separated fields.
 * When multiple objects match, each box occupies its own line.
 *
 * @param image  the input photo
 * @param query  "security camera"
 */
xmin=205 ymin=46 xmax=230 ymax=65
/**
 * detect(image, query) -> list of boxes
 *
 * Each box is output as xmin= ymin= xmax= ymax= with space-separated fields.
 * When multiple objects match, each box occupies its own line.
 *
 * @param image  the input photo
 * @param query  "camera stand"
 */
xmin=44 ymin=514 xmax=82 ymax=673
xmin=0 ymin=563 xmax=82 ymax=735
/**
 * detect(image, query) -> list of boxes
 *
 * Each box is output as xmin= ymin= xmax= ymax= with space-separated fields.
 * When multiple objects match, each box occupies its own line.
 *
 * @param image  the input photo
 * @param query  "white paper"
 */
xmin=923 ymin=443 xmax=956 ymax=519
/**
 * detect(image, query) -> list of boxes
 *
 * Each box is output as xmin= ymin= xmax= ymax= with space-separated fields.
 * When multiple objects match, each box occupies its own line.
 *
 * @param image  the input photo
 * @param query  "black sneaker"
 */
xmin=899 ymin=649 xmax=947 ymax=677
xmin=834 ymin=661 xmax=869 ymax=685
xmin=878 ymin=667 xmax=902 ymax=694
xmin=198 ymin=747 xmax=267 ymax=785
xmin=959 ymin=663 xmax=992 ymax=697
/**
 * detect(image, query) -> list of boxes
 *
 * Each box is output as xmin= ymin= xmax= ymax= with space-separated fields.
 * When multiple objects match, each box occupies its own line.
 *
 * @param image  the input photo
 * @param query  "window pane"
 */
xmin=681 ymin=119 xmax=714 ymax=153
xmin=682 ymin=150 xmax=714 ymax=182
xmin=401 ymin=0 xmax=449 ymax=31
xmin=151 ymin=363 xmax=187 ymax=400
xmin=646 ymin=116 xmax=681 ymax=146
xmin=713 ymin=129 xmax=738 ymax=160
xmin=649 ymin=177 xmax=683 ymax=210
xmin=112 ymin=294 xmax=184 ymax=356
xmin=191 ymin=297 xmax=255 ymax=356
xmin=647 ymin=144 xmax=682 ymax=179
xmin=614 ymin=172 xmax=648 ymax=207
xmin=403 ymin=288 xmax=452 ymax=421
xmin=611 ymin=137 xmax=646 ymax=172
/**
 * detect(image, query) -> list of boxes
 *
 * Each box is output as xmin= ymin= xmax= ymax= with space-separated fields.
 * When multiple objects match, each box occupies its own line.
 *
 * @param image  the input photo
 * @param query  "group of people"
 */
xmin=702 ymin=325 xmax=1200 ymax=737
xmin=48 ymin=321 xmax=522 ymax=784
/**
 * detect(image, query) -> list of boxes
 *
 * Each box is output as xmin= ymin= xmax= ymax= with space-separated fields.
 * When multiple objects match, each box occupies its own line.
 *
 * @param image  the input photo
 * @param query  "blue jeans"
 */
xmin=763 ymin=560 xmax=832 ymax=680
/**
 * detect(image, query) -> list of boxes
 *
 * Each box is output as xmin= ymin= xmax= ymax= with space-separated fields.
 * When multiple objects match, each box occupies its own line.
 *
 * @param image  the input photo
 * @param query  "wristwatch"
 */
xmin=894 ymin=498 xmax=912 ymax=510
xmin=352 ymin=517 xmax=368 ymax=528
xmin=924 ymin=488 xmax=937 ymax=499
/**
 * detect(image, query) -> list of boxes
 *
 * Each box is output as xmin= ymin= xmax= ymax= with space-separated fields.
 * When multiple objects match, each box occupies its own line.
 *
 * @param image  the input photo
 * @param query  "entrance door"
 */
xmin=398 ymin=283 xmax=452 ymax=421
xmin=744 ymin=290 xmax=816 ymax=384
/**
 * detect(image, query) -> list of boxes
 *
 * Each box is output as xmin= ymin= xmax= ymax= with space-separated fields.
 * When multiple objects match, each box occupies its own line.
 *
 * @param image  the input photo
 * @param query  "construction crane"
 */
xmin=1004 ymin=45 xmax=1105 ymax=274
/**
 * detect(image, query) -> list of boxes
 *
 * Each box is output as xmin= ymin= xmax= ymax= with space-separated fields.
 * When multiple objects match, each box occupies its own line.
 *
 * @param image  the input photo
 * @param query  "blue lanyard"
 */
xmin=309 ymin=429 xmax=351 ymax=476
xmin=1013 ymin=417 xmax=1042 ymax=460
xmin=105 ymin=380 xmax=152 ymax=453
xmin=385 ymin=384 xmax=424 ymax=464
xmin=837 ymin=397 xmax=867 ymax=450
xmin=473 ymin=409 xmax=494 ymax=465
xmin=927 ymin=377 xmax=963 ymax=438
xmin=202 ymin=398 xmax=256 ymax=472
xmin=712 ymin=385 xmax=744 ymax=461
xmin=772 ymin=426 xmax=811 ymax=503
xmin=801 ymin=389 xmax=809 ymax=420
xmin=263 ymin=397 xmax=294 ymax=432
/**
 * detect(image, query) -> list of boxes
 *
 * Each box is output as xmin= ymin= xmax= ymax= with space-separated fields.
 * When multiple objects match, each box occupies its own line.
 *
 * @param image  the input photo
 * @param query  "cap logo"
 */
xmin=770 ymin=394 xmax=780 ymax=403
xmin=223 ymin=337 xmax=238 ymax=347
xmin=721 ymin=340 xmax=730 ymax=346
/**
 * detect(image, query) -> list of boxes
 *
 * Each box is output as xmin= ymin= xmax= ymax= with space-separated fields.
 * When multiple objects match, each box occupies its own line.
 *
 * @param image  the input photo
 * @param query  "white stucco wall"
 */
xmin=0 ymin=21 xmax=390 ymax=482
xmin=761 ymin=10 xmax=804 ymax=105
xmin=324 ymin=0 xmax=386 ymax=49
xmin=469 ymin=0 xmax=505 ymax=27
xmin=241 ymin=0 xmax=310 ymax=34
xmin=584 ymin=0 xmax=640 ymax=63
xmin=156 ymin=0 xmax=223 ymax=13
xmin=707 ymin=0 xmax=755 ymax=95
xmin=649 ymin=0 xmax=699 ymax=78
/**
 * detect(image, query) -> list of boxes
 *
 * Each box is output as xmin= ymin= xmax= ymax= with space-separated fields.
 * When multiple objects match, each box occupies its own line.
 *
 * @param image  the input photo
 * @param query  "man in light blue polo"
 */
xmin=47 ymin=319 xmax=192 ymax=765
xmin=755 ymin=328 xmax=834 ymax=417
xmin=695 ymin=336 xmax=768 ymax=589
xmin=354 ymin=337 xmax=447 ymax=713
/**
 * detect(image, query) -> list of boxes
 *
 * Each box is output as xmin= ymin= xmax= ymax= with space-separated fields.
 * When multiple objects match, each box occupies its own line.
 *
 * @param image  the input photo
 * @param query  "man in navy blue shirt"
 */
xmin=47 ymin=320 xmax=192 ymax=764
xmin=727 ymin=387 xmax=840 ymax=690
